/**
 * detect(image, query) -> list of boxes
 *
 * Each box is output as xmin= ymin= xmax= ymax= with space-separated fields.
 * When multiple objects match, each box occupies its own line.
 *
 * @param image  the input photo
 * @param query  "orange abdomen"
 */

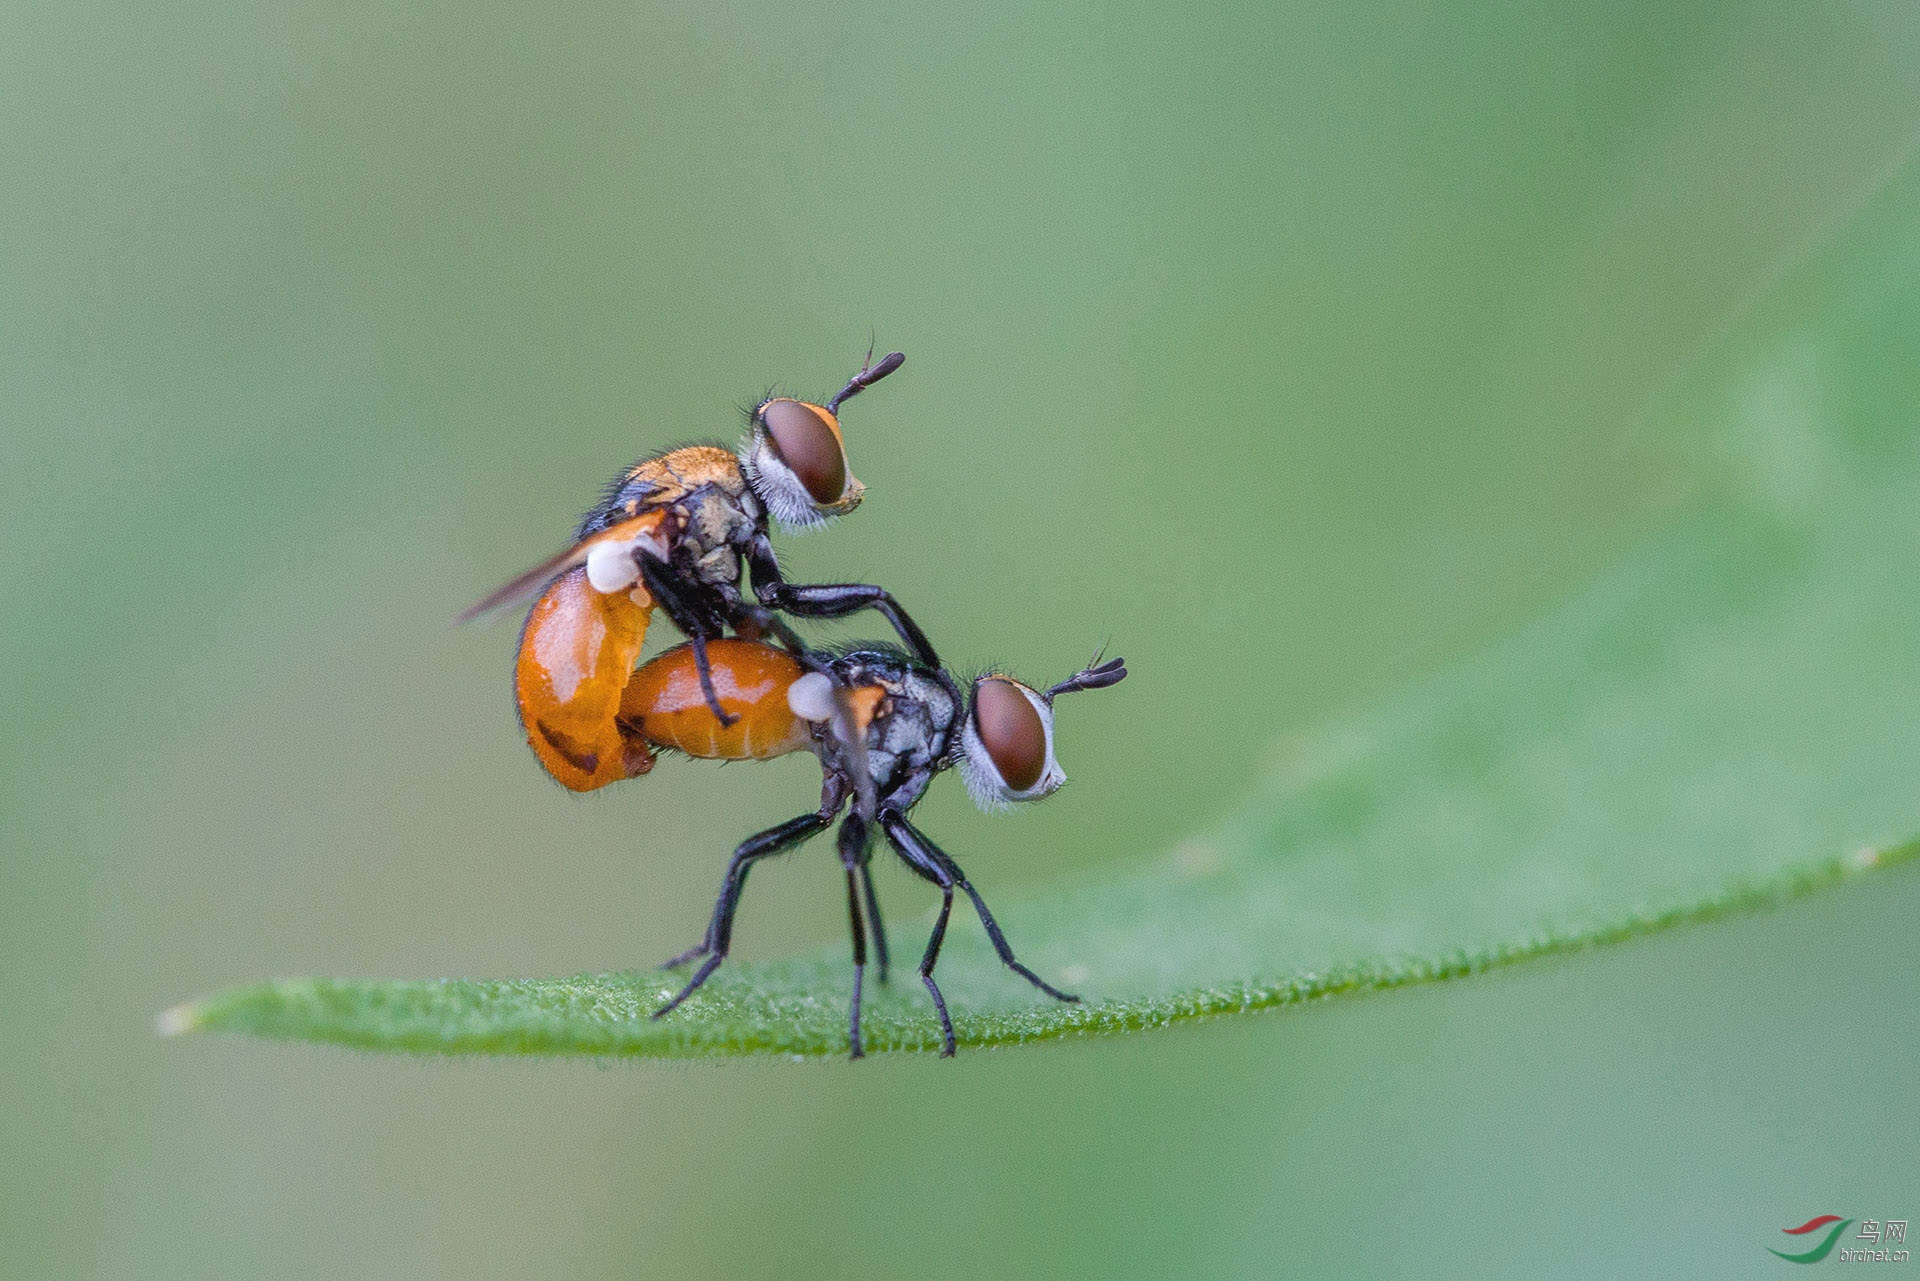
xmin=621 ymin=639 xmax=813 ymax=761
xmin=515 ymin=566 xmax=655 ymax=791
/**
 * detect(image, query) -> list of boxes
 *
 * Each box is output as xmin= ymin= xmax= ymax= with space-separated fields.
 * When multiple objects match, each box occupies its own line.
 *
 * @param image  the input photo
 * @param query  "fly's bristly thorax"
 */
xmin=958 ymin=676 xmax=1066 ymax=813
xmin=741 ymin=399 xmax=865 ymax=534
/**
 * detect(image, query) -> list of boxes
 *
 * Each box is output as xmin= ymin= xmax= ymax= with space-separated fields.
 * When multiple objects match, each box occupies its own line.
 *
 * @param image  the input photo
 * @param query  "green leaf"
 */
xmin=163 ymin=159 xmax=1920 ymax=1059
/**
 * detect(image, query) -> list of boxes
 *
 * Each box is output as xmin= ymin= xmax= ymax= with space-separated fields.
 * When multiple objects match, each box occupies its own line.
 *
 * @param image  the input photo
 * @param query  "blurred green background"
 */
xmin=5 ymin=1 xmax=1918 ymax=1276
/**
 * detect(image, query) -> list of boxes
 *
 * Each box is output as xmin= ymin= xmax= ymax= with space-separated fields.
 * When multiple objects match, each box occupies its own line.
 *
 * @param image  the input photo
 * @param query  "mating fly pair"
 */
xmin=464 ymin=350 xmax=1127 ymax=1056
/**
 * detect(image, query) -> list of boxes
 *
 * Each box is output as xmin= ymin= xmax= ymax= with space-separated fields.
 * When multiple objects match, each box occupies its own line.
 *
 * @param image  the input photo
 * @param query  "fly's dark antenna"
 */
xmin=1045 ymin=653 xmax=1128 ymax=700
xmin=827 ymin=349 xmax=906 ymax=414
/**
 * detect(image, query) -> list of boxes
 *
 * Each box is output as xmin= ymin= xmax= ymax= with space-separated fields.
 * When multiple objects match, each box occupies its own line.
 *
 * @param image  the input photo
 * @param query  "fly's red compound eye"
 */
xmin=972 ymin=677 xmax=1047 ymax=792
xmin=759 ymin=399 xmax=848 ymax=504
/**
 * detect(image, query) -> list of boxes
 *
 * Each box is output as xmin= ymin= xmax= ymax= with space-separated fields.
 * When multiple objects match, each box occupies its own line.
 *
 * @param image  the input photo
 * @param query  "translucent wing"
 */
xmin=454 ymin=511 xmax=670 ymax=625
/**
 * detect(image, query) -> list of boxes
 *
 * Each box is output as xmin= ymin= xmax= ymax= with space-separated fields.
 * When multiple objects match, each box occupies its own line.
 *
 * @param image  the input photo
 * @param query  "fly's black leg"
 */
xmin=656 ymin=939 xmax=713 ymax=972
xmin=844 ymin=868 xmax=866 ymax=1060
xmin=637 ymin=555 xmax=707 ymax=636
xmin=686 ymin=631 xmax=732 ymax=728
xmin=859 ymin=859 xmax=890 ymax=983
xmin=838 ymin=812 xmax=872 ymax=1059
xmin=662 ymin=775 xmax=847 ymax=972
xmin=653 ymin=810 xmax=830 ymax=1017
xmin=776 ymin=584 xmax=939 ymax=669
xmin=711 ymin=581 xmax=810 ymax=657
xmin=745 ymin=534 xmax=939 ymax=668
xmin=639 ymin=558 xmax=737 ymax=727
xmin=881 ymin=810 xmax=958 ymax=1056
xmin=883 ymin=811 xmax=1079 ymax=1004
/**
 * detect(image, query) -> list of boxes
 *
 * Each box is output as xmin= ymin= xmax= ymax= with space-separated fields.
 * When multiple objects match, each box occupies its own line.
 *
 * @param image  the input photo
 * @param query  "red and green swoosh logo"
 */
xmin=1769 ymin=1215 xmax=1853 ymax=1263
